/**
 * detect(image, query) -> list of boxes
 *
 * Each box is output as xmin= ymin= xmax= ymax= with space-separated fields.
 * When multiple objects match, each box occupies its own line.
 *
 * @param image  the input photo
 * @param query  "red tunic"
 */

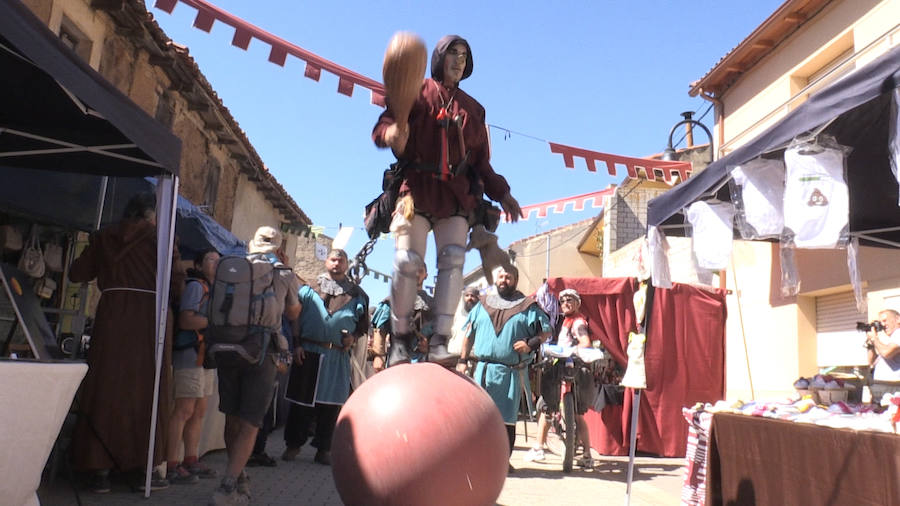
xmin=373 ymin=78 xmax=511 ymax=219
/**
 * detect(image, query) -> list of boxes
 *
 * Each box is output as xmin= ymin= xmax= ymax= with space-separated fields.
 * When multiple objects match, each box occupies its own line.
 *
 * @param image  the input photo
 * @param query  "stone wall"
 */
xmin=292 ymin=234 xmax=335 ymax=284
xmin=24 ymin=0 xmax=310 ymax=264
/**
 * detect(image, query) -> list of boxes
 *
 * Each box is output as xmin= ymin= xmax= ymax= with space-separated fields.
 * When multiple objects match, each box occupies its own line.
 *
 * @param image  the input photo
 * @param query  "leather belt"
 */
xmin=301 ymin=338 xmax=338 ymax=350
xmin=474 ymin=357 xmax=529 ymax=370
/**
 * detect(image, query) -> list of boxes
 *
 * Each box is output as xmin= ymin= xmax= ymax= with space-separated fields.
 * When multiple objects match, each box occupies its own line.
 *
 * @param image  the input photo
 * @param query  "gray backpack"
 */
xmin=206 ymin=255 xmax=284 ymax=367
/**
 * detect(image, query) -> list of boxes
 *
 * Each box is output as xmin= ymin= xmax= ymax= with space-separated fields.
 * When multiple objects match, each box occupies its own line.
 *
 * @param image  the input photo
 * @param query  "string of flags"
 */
xmin=153 ymin=0 xmax=385 ymax=105
xmin=502 ymin=187 xmax=616 ymax=222
xmin=152 ymin=0 xmax=695 ymax=183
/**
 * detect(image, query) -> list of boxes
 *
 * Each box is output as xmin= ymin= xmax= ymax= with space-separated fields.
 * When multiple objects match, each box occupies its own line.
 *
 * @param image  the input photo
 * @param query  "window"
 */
xmin=58 ymin=16 xmax=92 ymax=63
xmin=816 ymin=291 xmax=868 ymax=367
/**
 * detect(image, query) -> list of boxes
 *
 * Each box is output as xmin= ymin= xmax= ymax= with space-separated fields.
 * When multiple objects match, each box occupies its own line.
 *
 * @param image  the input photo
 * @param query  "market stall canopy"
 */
xmin=648 ymin=44 xmax=900 ymax=247
xmin=0 ymin=170 xmax=245 ymax=258
xmin=0 ymin=0 xmax=180 ymax=176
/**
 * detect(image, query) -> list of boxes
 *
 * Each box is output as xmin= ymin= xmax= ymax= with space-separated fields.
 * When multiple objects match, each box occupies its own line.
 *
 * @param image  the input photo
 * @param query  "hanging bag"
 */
xmin=18 ymin=228 xmax=45 ymax=278
xmin=43 ymin=240 xmax=64 ymax=273
xmin=0 ymin=225 xmax=23 ymax=251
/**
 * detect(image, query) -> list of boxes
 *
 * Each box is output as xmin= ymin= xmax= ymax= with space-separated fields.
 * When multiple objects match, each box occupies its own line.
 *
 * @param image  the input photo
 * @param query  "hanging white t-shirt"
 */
xmin=731 ymin=157 xmax=785 ymax=238
xmin=686 ymin=201 xmax=734 ymax=270
xmin=783 ymin=145 xmax=849 ymax=248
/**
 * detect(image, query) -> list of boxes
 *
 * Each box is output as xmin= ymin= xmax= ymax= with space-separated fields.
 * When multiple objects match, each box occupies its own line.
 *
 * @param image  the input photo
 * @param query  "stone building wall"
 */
xmin=22 ymin=0 xmax=313 ymax=265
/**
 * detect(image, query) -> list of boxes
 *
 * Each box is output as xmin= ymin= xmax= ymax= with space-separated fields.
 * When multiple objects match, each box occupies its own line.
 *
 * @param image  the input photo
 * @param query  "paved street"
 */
xmin=38 ymin=421 xmax=684 ymax=505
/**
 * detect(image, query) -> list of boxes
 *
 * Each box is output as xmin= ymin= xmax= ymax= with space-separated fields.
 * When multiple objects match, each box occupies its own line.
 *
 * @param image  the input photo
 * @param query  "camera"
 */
xmin=856 ymin=320 xmax=885 ymax=333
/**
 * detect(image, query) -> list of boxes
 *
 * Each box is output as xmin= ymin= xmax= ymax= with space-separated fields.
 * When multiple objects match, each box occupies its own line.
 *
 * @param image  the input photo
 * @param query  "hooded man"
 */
xmin=373 ymin=35 xmax=523 ymax=367
xmin=456 ymin=265 xmax=551 ymax=470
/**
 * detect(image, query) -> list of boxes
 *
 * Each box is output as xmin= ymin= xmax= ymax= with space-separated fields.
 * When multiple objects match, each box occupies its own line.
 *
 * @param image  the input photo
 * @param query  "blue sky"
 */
xmin=146 ymin=0 xmax=784 ymax=302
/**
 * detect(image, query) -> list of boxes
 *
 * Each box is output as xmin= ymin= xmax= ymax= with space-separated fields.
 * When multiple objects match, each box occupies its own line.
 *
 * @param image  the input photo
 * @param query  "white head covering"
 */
xmin=248 ymin=225 xmax=282 ymax=254
xmin=559 ymin=288 xmax=581 ymax=304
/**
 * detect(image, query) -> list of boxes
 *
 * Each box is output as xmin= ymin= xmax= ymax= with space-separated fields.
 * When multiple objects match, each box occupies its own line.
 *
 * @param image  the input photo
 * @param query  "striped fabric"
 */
xmin=681 ymin=407 xmax=713 ymax=506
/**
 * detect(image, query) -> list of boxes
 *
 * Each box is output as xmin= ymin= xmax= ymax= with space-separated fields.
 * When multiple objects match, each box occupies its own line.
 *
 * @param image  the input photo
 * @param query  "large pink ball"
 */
xmin=331 ymin=363 xmax=508 ymax=506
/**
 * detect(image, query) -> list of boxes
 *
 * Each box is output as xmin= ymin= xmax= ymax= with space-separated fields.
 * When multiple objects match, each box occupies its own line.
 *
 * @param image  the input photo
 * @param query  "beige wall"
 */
xmin=705 ymin=240 xmax=900 ymax=401
xmin=719 ymin=0 xmax=897 ymax=156
xmin=230 ymin=178 xmax=286 ymax=247
xmin=510 ymin=220 xmax=603 ymax=295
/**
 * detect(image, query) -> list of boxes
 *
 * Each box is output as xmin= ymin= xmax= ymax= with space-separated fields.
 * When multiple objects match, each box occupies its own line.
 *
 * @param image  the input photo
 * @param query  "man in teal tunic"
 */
xmin=282 ymin=249 xmax=369 ymax=465
xmin=371 ymin=264 xmax=433 ymax=370
xmin=456 ymin=265 xmax=551 ymax=467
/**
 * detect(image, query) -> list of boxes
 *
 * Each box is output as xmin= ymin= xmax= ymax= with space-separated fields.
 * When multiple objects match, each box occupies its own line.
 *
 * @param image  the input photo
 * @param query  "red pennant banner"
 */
xmin=154 ymin=0 xmax=386 ymax=106
xmin=503 ymin=187 xmax=616 ymax=222
xmin=549 ymin=142 xmax=692 ymax=182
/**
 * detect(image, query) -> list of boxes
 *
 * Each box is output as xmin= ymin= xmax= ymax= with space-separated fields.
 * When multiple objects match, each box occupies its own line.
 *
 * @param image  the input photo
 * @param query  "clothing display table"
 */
xmin=705 ymin=412 xmax=900 ymax=506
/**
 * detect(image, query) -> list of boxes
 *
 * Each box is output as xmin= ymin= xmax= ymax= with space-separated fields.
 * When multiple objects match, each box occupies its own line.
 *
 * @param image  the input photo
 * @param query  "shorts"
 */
xmin=870 ymin=381 xmax=900 ymax=403
xmin=173 ymin=367 xmax=216 ymax=399
xmin=217 ymin=354 xmax=277 ymax=427
xmin=539 ymin=362 xmax=597 ymax=416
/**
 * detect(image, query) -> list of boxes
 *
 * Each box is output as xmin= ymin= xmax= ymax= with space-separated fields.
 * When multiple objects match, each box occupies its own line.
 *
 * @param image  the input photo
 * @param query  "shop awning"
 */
xmin=648 ymin=44 xmax=900 ymax=247
xmin=0 ymin=0 xmax=180 ymax=176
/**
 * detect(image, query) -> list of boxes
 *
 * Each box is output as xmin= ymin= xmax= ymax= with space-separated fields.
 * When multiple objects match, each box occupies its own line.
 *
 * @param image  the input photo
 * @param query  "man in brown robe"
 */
xmin=69 ymin=192 xmax=184 ymax=492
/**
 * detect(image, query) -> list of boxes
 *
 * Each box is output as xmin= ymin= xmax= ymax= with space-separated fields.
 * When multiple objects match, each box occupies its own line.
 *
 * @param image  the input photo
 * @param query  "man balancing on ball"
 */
xmin=372 ymin=34 xmax=523 ymax=368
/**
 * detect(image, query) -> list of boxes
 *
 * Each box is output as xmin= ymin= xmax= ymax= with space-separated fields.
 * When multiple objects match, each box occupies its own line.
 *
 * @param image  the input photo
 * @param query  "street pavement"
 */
xmin=38 ymin=421 xmax=684 ymax=505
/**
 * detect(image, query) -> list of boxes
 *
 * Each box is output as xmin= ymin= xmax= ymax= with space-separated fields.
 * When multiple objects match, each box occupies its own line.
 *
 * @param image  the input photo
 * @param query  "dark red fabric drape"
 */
xmin=547 ymin=277 xmax=727 ymax=457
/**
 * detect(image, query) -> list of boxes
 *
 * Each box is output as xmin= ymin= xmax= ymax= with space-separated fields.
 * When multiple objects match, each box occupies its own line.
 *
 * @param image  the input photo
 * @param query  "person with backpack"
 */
xmin=282 ymin=248 xmax=369 ymax=466
xmin=165 ymin=249 xmax=220 ymax=485
xmin=208 ymin=226 xmax=301 ymax=506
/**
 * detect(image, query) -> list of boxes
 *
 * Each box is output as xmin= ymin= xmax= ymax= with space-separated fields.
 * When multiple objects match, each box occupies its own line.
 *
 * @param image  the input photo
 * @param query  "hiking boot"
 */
xmin=388 ymin=333 xmax=413 ymax=366
xmin=89 ymin=471 xmax=111 ymax=494
xmin=209 ymin=477 xmax=248 ymax=506
xmin=281 ymin=446 xmax=301 ymax=461
xmin=313 ymin=450 xmax=331 ymax=466
xmin=166 ymin=464 xmax=200 ymax=485
xmin=524 ymin=447 xmax=546 ymax=462
xmin=427 ymin=334 xmax=457 ymax=365
xmin=186 ymin=461 xmax=218 ymax=479
xmin=247 ymin=452 xmax=277 ymax=467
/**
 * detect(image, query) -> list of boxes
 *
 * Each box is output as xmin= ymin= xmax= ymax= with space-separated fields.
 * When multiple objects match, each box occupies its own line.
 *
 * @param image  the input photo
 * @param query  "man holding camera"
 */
xmin=865 ymin=309 xmax=900 ymax=401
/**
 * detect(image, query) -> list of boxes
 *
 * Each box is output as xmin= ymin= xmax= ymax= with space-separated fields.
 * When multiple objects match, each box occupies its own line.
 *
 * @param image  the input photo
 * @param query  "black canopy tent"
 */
xmin=648 ymin=44 xmax=900 ymax=247
xmin=1 ymin=0 xmax=181 ymax=495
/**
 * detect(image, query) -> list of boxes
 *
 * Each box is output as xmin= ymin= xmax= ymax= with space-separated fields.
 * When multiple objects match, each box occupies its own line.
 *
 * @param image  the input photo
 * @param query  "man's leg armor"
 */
xmin=389 ymin=248 xmax=424 ymax=365
xmin=429 ymin=243 xmax=466 ymax=363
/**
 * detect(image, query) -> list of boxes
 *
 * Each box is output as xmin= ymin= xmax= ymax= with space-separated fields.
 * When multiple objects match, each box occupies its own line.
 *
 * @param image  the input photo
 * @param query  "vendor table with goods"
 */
xmin=682 ymin=395 xmax=900 ymax=506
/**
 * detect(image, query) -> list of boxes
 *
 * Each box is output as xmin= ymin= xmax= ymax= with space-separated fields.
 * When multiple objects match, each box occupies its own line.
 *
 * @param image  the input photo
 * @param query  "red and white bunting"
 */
xmin=154 ymin=0 xmax=386 ymax=106
xmin=549 ymin=142 xmax=692 ymax=183
xmin=502 ymin=187 xmax=615 ymax=222
xmin=154 ymin=1 xmax=693 ymax=192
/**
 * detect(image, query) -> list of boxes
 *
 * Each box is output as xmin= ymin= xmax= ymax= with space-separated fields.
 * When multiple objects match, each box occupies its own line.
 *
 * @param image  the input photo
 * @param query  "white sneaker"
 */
xmin=524 ymin=447 xmax=545 ymax=462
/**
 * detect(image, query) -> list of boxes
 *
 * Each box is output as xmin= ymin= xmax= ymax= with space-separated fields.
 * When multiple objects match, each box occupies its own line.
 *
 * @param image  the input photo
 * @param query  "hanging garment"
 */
xmin=783 ymin=144 xmax=849 ymax=248
xmin=890 ymin=88 xmax=900 ymax=205
xmin=648 ymin=226 xmax=672 ymax=289
xmin=686 ymin=201 xmax=735 ymax=271
xmin=730 ymin=157 xmax=785 ymax=238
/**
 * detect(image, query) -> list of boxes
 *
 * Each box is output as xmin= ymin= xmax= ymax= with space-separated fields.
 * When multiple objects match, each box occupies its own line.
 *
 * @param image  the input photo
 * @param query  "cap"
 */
xmin=248 ymin=225 xmax=282 ymax=254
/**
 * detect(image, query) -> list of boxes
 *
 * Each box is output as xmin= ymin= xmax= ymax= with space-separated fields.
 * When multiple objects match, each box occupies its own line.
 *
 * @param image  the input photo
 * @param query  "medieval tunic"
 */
xmin=372 ymin=77 xmax=511 ymax=219
xmin=467 ymin=293 xmax=551 ymax=424
xmin=69 ymin=218 xmax=184 ymax=472
xmin=286 ymin=275 xmax=368 ymax=406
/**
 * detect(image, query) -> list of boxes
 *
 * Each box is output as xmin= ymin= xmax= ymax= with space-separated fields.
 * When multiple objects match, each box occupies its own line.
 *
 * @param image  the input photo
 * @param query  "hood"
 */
xmin=430 ymin=35 xmax=473 ymax=82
